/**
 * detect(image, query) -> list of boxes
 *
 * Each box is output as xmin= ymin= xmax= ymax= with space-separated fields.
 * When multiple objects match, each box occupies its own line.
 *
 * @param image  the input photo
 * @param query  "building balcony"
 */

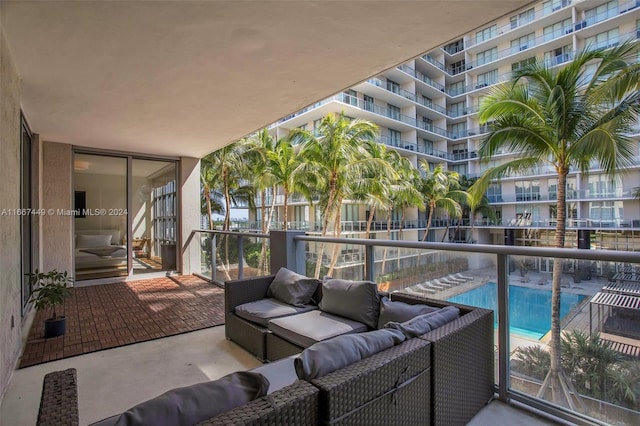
xmin=187 ymin=229 xmax=639 ymax=425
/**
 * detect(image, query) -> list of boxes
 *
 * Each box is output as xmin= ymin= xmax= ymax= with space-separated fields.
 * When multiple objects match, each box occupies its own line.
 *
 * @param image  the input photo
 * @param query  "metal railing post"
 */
xmin=365 ymin=245 xmax=375 ymax=282
xmin=497 ymin=253 xmax=509 ymax=402
xmin=237 ymin=235 xmax=244 ymax=280
xmin=270 ymin=230 xmax=305 ymax=274
xmin=210 ymin=235 xmax=217 ymax=282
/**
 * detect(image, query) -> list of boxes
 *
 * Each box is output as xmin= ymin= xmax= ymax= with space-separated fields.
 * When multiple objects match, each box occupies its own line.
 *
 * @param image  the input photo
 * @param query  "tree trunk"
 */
xmin=550 ymin=171 xmax=567 ymax=374
xmin=258 ymin=189 xmax=268 ymax=274
xmin=441 ymin=219 xmax=450 ymax=242
xmin=364 ymin=206 xmax=377 ymax=270
xmin=222 ymin=168 xmax=232 ymax=280
xmin=327 ymin=211 xmax=343 ymax=277
xmin=381 ymin=210 xmax=392 ymax=275
xmin=205 ymin=184 xmax=214 ymax=230
xmin=422 ymin=204 xmax=434 ymax=241
xmin=537 ymin=169 xmax=582 ymax=410
xmin=314 ymin=177 xmax=337 ymax=278
xmin=467 ymin=211 xmax=476 ymax=243
xmin=283 ymin=187 xmax=289 ymax=230
xmin=397 ymin=210 xmax=406 ymax=270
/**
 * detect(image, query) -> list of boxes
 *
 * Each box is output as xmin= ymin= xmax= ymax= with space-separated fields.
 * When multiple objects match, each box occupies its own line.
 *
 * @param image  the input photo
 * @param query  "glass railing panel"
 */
xmin=509 ymin=255 xmax=640 ymax=425
xmin=213 ymin=233 xmax=241 ymax=282
xmin=303 ymin=240 xmax=366 ymax=281
xmin=240 ymin=234 xmax=271 ymax=278
xmin=194 ymin=231 xmax=271 ymax=283
xmin=375 ymin=247 xmax=492 ymax=299
xmin=200 ymin=232 xmax=214 ymax=278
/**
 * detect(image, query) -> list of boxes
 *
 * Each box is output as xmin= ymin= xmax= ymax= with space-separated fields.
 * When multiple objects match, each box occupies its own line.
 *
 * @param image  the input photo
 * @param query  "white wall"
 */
xmin=41 ymin=142 xmax=73 ymax=273
xmin=180 ymin=157 xmax=201 ymax=274
xmin=0 ymin=22 xmax=23 ymax=400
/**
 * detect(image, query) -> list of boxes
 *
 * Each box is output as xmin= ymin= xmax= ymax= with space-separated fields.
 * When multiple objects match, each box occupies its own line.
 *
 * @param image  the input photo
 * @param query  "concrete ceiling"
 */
xmin=1 ymin=1 xmax=532 ymax=158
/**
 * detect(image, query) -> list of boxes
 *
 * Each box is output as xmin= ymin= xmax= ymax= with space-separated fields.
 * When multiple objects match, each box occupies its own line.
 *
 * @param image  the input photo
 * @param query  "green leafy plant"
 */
xmin=511 ymin=331 xmax=640 ymax=410
xmin=27 ymin=269 xmax=73 ymax=320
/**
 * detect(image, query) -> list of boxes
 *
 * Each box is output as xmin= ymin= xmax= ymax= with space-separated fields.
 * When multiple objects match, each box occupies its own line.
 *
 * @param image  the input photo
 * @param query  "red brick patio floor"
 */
xmin=19 ymin=275 xmax=224 ymax=368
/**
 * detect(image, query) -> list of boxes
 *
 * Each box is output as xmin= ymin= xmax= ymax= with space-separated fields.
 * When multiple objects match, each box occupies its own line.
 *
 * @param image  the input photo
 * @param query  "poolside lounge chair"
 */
xmin=454 ymin=273 xmax=474 ymax=281
xmin=420 ymin=281 xmax=445 ymax=289
xmin=439 ymin=277 xmax=459 ymax=286
xmin=446 ymin=275 xmax=466 ymax=283
xmin=404 ymin=286 xmax=428 ymax=296
xmin=432 ymin=279 xmax=453 ymax=288
xmin=416 ymin=283 xmax=438 ymax=293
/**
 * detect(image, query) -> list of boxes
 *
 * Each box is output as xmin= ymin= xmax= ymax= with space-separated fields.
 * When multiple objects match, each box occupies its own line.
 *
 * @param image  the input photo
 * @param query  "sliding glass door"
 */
xmin=73 ymin=153 xmax=128 ymax=280
xmin=74 ymin=153 xmax=178 ymax=281
xmin=131 ymin=159 xmax=177 ymax=276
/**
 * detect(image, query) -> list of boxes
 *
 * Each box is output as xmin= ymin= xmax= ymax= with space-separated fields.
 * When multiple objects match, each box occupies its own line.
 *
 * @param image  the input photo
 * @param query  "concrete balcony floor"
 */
xmin=0 ymin=326 xmax=559 ymax=425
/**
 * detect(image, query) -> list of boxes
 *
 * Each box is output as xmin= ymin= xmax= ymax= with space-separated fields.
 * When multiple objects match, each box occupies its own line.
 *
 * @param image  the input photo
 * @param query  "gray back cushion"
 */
xmin=294 ymin=328 xmax=406 ymax=380
xmin=385 ymin=305 xmax=460 ymax=338
xmin=94 ymin=372 xmax=269 ymax=426
xmin=377 ymin=296 xmax=439 ymax=329
xmin=319 ymin=279 xmax=381 ymax=329
xmin=267 ymin=267 xmax=320 ymax=307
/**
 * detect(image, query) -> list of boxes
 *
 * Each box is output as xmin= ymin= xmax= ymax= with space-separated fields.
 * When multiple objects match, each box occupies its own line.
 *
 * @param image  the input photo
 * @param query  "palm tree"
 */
xmin=202 ymin=142 xmax=255 ymax=280
xmin=457 ymin=176 xmax=496 ymax=243
xmin=200 ymin=157 xmax=224 ymax=230
xmin=267 ymin=135 xmax=306 ymax=230
xmin=244 ymin=129 xmax=276 ymax=274
xmin=351 ymin=142 xmax=408 ymax=275
xmin=351 ymin=142 xmax=402 ymax=240
xmin=292 ymin=112 xmax=381 ymax=278
xmin=472 ymin=42 xmax=640 ymax=407
xmin=393 ymin=157 xmax=424 ymax=239
xmin=418 ymin=161 xmax=465 ymax=242
xmin=387 ymin=156 xmax=424 ymax=272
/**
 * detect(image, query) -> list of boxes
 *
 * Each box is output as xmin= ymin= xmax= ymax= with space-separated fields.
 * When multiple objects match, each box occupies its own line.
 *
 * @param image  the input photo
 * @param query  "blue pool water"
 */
xmin=448 ymin=282 xmax=586 ymax=340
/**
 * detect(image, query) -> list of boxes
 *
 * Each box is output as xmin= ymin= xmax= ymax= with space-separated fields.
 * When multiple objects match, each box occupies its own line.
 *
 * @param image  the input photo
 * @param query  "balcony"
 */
xmin=366 ymin=77 xmax=449 ymax=116
xmin=5 ymin=228 xmax=639 ymax=424
xmin=190 ymin=229 xmax=639 ymax=424
xmin=462 ymin=0 xmax=640 ymax=50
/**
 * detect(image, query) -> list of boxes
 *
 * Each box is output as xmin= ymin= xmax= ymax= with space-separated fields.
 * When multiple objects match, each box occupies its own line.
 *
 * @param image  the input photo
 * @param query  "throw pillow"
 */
xmin=377 ymin=296 xmax=439 ymax=329
xmin=294 ymin=328 xmax=406 ymax=380
xmin=267 ymin=267 xmax=320 ymax=307
xmin=94 ymin=372 xmax=269 ymax=426
xmin=385 ymin=305 xmax=460 ymax=338
xmin=319 ymin=279 xmax=380 ymax=329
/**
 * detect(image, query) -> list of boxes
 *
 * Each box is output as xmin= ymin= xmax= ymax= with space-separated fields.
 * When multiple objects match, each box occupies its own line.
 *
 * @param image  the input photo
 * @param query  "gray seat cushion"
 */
xmin=268 ymin=310 xmax=368 ymax=348
xmin=235 ymin=298 xmax=318 ymax=327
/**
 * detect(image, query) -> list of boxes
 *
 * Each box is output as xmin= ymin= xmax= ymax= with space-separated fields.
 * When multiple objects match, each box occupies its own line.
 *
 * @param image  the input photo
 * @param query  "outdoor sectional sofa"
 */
xmin=37 ymin=269 xmax=494 ymax=426
xmin=223 ymin=268 xmax=495 ymax=425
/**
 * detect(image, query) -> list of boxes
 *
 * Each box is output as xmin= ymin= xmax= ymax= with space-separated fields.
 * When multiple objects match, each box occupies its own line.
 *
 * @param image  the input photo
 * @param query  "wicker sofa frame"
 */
xmin=36 ymin=373 xmax=319 ymax=426
xmin=225 ymin=275 xmax=286 ymax=361
xmin=392 ymin=293 xmax=495 ymax=425
xmin=225 ymin=274 xmax=494 ymax=425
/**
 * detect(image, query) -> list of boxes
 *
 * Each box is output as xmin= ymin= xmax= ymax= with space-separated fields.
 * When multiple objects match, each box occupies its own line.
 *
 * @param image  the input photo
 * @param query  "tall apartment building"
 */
xmin=258 ymin=0 xmax=640 ymax=275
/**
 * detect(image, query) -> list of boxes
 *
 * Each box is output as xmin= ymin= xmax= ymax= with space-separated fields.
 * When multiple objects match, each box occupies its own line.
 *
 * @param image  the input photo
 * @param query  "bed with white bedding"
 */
xmin=74 ymin=230 xmax=128 ymax=273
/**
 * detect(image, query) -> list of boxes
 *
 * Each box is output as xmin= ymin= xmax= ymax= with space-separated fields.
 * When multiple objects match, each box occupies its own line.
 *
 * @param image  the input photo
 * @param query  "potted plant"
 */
xmin=27 ymin=269 xmax=73 ymax=338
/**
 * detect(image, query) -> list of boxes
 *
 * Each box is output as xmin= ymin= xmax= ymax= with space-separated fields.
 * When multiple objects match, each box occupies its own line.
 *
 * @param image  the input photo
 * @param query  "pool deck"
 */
xmin=396 ymin=268 xmax=615 ymax=351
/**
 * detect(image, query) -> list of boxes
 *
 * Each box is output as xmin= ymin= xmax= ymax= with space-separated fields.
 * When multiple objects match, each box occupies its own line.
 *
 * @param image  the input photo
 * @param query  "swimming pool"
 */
xmin=448 ymin=282 xmax=586 ymax=340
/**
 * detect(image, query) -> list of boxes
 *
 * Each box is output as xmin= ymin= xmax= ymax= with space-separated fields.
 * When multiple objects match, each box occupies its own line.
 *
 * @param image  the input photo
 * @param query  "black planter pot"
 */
xmin=44 ymin=316 xmax=66 ymax=338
